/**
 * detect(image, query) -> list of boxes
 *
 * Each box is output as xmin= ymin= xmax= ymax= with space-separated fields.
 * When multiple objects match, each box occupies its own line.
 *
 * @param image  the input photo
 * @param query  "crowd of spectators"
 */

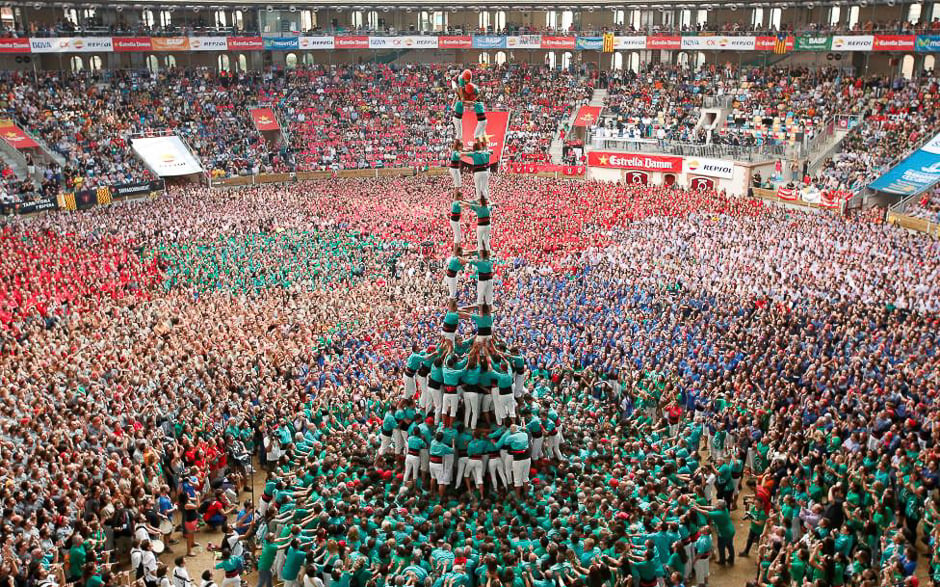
xmin=0 ymin=174 xmax=939 ymax=587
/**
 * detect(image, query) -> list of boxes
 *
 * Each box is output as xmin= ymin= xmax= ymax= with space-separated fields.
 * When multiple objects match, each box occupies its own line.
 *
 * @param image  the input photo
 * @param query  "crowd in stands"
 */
xmin=908 ymin=188 xmax=940 ymax=222
xmin=1 ymin=174 xmax=940 ymax=587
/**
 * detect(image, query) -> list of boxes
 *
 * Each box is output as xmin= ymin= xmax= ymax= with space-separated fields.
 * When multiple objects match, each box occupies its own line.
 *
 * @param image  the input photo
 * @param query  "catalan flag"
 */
xmin=774 ymin=34 xmax=790 ymax=55
xmin=602 ymin=33 xmax=615 ymax=53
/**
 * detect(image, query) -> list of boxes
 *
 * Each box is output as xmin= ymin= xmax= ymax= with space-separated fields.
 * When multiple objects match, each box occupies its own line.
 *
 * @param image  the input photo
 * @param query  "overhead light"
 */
xmin=289 ymin=5 xmax=297 ymax=12
xmin=728 ymin=3 xmax=738 ymax=10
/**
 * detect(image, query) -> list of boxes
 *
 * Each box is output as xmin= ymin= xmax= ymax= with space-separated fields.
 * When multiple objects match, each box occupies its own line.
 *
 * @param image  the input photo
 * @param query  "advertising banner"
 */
xmin=831 ymin=35 xmax=874 ymax=51
xmin=401 ymin=36 xmax=438 ymax=49
xmin=29 ymin=37 xmax=113 ymax=53
xmin=150 ymin=37 xmax=191 ymax=51
xmin=0 ymin=38 xmax=31 ymax=53
xmin=188 ymin=36 xmax=228 ymax=51
xmin=540 ymin=36 xmax=576 ymax=50
xmin=227 ymin=36 xmax=264 ymax=51
xmin=868 ymin=131 xmax=940 ymax=195
xmin=16 ymin=197 xmax=58 ymax=214
xmin=646 ymin=36 xmax=681 ymax=50
xmin=263 ymin=37 xmax=299 ymax=50
xmin=795 ymin=36 xmax=832 ymax=51
xmin=472 ymin=35 xmax=506 ymax=49
xmin=0 ymin=124 xmax=39 ymax=150
xmin=614 ymin=36 xmax=647 ymax=50
xmin=111 ymin=182 xmax=160 ymax=199
xmin=113 ymin=37 xmax=152 ymax=52
xmin=460 ymin=111 xmax=510 ymax=168
xmin=575 ymin=36 xmax=603 ymax=51
xmin=873 ymin=35 xmax=915 ymax=51
xmin=131 ymin=136 xmax=204 ymax=177
xmin=506 ymin=35 xmax=541 ymax=49
xmin=755 ymin=36 xmax=794 ymax=51
xmin=587 ymin=151 xmax=683 ymax=173
xmin=298 ymin=36 xmax=335 ymax=50
xmin=915 ymin=35 xmax=940 ymax=52
xmin=368 ymin=36 xmax=401 ymax=49
xmin=334 ymin=36 xmax=369 ymax=49
xmin=683 ymin=157 xmax=734 ymax=179
xmin=250 ymin=108 xmax=280 ymax=131
xmin=439 ymin=36 xmax=472 ymax=49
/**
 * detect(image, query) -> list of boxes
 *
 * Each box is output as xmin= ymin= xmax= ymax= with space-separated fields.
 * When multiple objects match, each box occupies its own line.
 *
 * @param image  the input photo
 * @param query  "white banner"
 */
xmin=299 ymin=36 xmax=335 ymax=50
xmin=507 ymin=35 xmax=541 ymax=49
xmin=188 ymin=36 xmax=228 ymax=51
xmin=30 ymin=37 xmax=113 ymax=53
xmin=400 ymin=36 xmax=438 ymax=49
xmin=681 ymin=36 xmax=755 ymax=50
xmin=131 ymin=136 xmax=204 ymax=177
xmin=684 ymin=157 xmax=734 ymax=179
xmin=368 ymin=37 xmax=402 ymax=49
xmin=832 ymin=35 xmax=874 ymax=51
xmin=613 ymin=36 xmax=647 ymax=50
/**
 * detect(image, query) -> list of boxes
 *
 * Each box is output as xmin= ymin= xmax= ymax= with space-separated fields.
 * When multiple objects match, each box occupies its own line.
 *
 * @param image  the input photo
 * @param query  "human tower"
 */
xmin=375 ymin=69 xmax=561 ymax=500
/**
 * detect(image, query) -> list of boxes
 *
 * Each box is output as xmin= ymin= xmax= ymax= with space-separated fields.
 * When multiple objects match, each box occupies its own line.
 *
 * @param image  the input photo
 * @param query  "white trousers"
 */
xmin=403 ymin=374 xmax=416 ymax=399
xmin=453 ymin=115 xmax=463 ymax=141
xmin=487 ymin=455 xmax=507 ymax=489
xmin=530 ymin=436 xmax=543 ymax=461
xmin=449 ymin=166 xmax=462 ymax=188
xmin=477 ymin=279 xmax=493 ymax=306
xmin=404 ymin=454 xmax=421 ymax=483
xmin=511 ymin=457 xmax=531 ymax=488
xmin=475 ymin=221 xmax=491 ymax=252
xmin=513 ymin=372 xmax=525 ymax=398
xmin=473 ymin=171 xmax=490 ymax=204
xmin=474 ymin=119 xmax=487 ymax=139
xmin=463 ymin=391 xmax=482 ymax=429
xmin=467 ymin=458 xmax=485 ymax=485
xmin=443 ymin=453 xmax=455 ymax=484
xmin=455 ymin=456 xmax=469 ymax=484
xmin=449 ymin=220 xmax=462 ymax=245
xmin=442 ymin=392 xmax=460 ymax=417
xmin=430 ymin=461 xmax=447 ymax=485
xmin=446 ymin=275 xmax=458 ymax=298
xmin=378 ymin=432 xmax=393 ymax=456
xmin=393 ymin=429 xmax=408 ymax=455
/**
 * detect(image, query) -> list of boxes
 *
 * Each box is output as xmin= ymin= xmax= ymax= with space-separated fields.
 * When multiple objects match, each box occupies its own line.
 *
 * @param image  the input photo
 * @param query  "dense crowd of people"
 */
xmin=0 ymin=170 xmax=938 ymax=587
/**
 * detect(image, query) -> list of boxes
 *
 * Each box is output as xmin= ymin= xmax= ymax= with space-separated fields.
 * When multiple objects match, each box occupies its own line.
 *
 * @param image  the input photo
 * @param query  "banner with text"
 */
xmin=587 ymin=151 xmax=683 ymax=173
xmin=131 ymin=136 xmax=204 ymax=177
xmin=868 ymin=131 xmax=940 ymax=195
xmin=460 ymin=111 xmax=510 ymax=169
xmin=0 ymin=123 xmax=39 ymax=150
xmin=250 ymin=108 xmax=280 ymax=132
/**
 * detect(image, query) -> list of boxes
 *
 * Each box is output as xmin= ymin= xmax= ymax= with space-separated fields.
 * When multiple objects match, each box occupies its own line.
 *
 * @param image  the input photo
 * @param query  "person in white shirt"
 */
xmin=141 ymin=540 xmax=159 ymax=587
xmin=172 ymin=557 xmax=193 ymax=587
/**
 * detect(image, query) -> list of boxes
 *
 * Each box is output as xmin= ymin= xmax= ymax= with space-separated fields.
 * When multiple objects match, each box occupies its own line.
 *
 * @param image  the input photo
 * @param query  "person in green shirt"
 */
xmin=444 ymin=246 xmax=471 ymax=299
xmin=466 ymin=430 xmax=489 ymax=499
xmin=739 ymin=499 xmax=767 ymax=557
xmin=694 ymin=500 xmax=735 ymax=566
xmin=280 ymin=541 xmax=307 ymax=587
xmin=215 ymin=549 xmax=245 ymax=587
xmin=68 ymin=536 xmax=87 ymax=582
xmin=469 ymin=249 xmax=494 ymax=307
xmin=462 ymin=182 xmax=491 ymax=250
xmin=429 ymin=431 xmax=455 ymax=497
xmin=448 ymin=142 xmax=464 ymax=205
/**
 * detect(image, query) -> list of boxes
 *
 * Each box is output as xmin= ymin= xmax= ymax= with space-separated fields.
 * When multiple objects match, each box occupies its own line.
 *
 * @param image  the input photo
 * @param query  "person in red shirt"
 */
xmin=203 ymin=490 xmax=233 ymax=530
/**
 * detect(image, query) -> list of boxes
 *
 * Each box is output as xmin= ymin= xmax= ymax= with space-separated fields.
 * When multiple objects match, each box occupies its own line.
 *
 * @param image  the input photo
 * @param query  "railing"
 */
xmin=587 ymin=131 xmax=783 ymax=163
xmin=702 ymin=95 xmax=732 ymax=110
xmin=887 ymin=210 xmax=940 ymax=237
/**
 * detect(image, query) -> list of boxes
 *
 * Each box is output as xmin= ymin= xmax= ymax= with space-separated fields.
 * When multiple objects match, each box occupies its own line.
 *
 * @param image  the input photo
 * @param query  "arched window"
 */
xmin=89 ymin=55 xmax=102 ymax=71
xmin=434 ymin=12 xmax=447 ymax=32
xmin=146 ymin=55 xmax=159 ymax=73
xmin=301 ymin=10 xmax=316 ymax=31
xmin=561 ymin=51 xmax=572 ymax=70
xmin=165 ymin=55 xmax=176 ymax=68
xmin=70 ymin=55 xmax=84 ymax=72
xmin=560 ymin=11 xmax=574 ymax=31
xmin=925 ymin=55 xmax=936 ymax=72
xmin=695 ymin=52 xmax=706 ymax=68
xmin=233 ymin=10 xmax=245 ymax=30
xmin=630 ymin=10 xmax=642 ymax=30
xmin=751 ymin=7 xmax=764 ymax=28
xmin=64 ymin=8 xmax=78 ymax=25
xmin=238 ymin=53 xmax=248 ymax=72
xmin=679 ymin=10 xmax=692 ymax=28
xmin=419 ymin=11 xmax=432 ymax=32
xmin=494 ymin=11 xmax=506 ymax=32
xmin=847 ymin=6 xmax=860 ymax=28
xmin=613 ymin=52 xmax=623 ymax=70
xmin=546 ymin=51 xmax=556 ymax=69
xmin=768 ymin=8 xmax=782 ymax=30
xmin=676 ymin=51 xmax=690 ymax=67
xmin=629 ymin=52 xmax=641 ymax=73
xmin=545 ymin=11 xmax=557 ymax=29
xmin=302 ymin=52 xmax=315 ymax=65
xmin=218 ymin=53 xmax=230 ymax=72
xmin=495 ymin=51 xmax=507 ymax=65
xmin=351 ymin=11 xmax=364 ymax=29
xmin=159 ymin=10 xmax=173 ymax=28
xmin=479 ymin=11 xmax=491 ymax=31
xmin=141 ymin=9 xmax=155 ymax=27
xmin=902 ymin=54 xmax=916 ymax=79
xmin=367 ymin=10 xmax=379 ymax=30
xmin=285 ymin=53 xmax=298 ymax=68
xmin=215 ymin=9 xmax=228 ymax=28
xmin=909 ymin=3 xmax=923 ymax=24
xmin=613 ymin=10 xmax=625 ymax=26
xmin=828 ymin=6 xmax=841 ymax=27
xmin=479 ymin=52 xmax=490 ymax=65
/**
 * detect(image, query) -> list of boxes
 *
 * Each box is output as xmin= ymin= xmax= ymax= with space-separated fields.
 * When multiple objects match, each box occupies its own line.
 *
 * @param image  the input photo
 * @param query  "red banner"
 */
xmin=507 ymin=162 xmax=585 ymax=176
xmin=587 ymin=151 xmax=682 ymax=173
xmin=250 ymin=108 xmax=280 ymax=132
xmin=572 ymin=105 xmax=602 ymax=128
xmin=755 ymin=36 xmax=794 ymax=51
xmin=873 ymin=35 xmax=915 ymax=51
xmin=460 ymin=110 xmax=510 ymax=167
xmin=226 ymin=36 xmax=263 ymax=51
xmin=0 ymin=124 xmax=39 ymax=150
xmin=113 ymin=37 xmax=152 ymax=52
xmin=0 ymin=38 xmax=31 ymax=53
xmin=646 ymin=36 xmax=681 ymax=50
xmin=541 ymin=36 xmax=576 ymax=49
xmin=440 ymin=36 xmax=473 ymax=49
xmin=334 ymin=36 xmax=369 ymax=49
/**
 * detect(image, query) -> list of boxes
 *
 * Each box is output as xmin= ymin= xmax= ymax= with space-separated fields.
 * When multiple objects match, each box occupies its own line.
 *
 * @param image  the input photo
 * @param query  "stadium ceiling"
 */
xmin=11 ymin=0 xmax=902 ymax=8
